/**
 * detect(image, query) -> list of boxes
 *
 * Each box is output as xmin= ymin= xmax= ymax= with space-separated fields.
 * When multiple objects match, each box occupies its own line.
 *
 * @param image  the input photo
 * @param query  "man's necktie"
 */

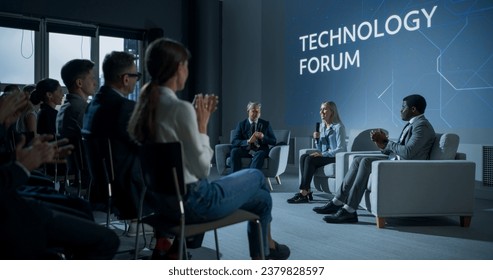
xmin=390 ymin=123 xmax=411 ymax=160
xmin=250 ymin=122 xmax=259 ymax=151
xmin=398 ymin=123 xmax=411 ymax=144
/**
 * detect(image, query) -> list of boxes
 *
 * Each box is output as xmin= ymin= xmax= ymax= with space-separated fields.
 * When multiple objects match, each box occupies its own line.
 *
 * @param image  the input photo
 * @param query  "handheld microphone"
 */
xmin=314 ymin=122 xmax=320 ymax=144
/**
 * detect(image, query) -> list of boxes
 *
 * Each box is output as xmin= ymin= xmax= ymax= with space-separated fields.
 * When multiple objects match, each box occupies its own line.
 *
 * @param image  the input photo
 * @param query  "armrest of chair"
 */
xmin=264 ymin=145 xmax=289 ymax=177
xmin=215 ymin=143 xmax=233 ymax=175
xmin=369 ymin=160 xmax=476 ymax=216
xmin=456 ymin=152 xmax=466 ymax=160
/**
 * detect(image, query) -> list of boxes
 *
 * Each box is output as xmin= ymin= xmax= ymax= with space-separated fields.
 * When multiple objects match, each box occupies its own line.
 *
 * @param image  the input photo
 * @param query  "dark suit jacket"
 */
xmin=56 ymin=93 xmax=88 ymax=172
xmin=231 ymin=118 xmax=276 ymax=151
xmin=82 ymin=85 xmax=142 ymax=219
xmin=56 ymin=93 xmax=87 ymax=143
xmin=382 ymin=114 xmax=436 ymax=160
xmin=37 ymin=103 xmax=58 ymax=136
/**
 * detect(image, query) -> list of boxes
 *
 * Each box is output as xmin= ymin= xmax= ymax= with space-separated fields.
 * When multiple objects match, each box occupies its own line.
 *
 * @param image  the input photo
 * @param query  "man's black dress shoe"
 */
xmin=287 ymin=192 xmax=313 ymax=204
xmin=323 ymin=208 xmax=358 ymax=223
xmin=312 ymin=201 xmax=342 ymax=214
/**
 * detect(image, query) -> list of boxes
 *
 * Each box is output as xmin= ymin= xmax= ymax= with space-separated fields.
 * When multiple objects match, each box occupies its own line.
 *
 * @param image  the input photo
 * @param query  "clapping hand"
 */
xmin=15 ymin=135 xmax=74 ymax=171
xmin=193 ymin=93 xmax=219 ymax=134
xmin=0 ymin=92 xmax=28 ymax=126
xmin=193 ymin=93 xmax=219 ymax=113
xmin=370 ymin=129 xmax=388 ymax=149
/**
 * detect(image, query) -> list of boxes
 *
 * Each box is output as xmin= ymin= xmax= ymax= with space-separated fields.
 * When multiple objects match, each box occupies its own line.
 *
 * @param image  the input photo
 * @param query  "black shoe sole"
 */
xmin=287 ymin=198 xmax=310 ymax=204
xmin=313 ymin=208 xmax=340 ymax=214
xmin=323 ymin=216 xmax=358 ymax=223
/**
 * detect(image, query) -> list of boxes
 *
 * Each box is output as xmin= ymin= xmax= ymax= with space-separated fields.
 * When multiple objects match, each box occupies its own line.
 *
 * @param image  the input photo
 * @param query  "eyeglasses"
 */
xmin=122 ymin=72 xmax=142 ymax=81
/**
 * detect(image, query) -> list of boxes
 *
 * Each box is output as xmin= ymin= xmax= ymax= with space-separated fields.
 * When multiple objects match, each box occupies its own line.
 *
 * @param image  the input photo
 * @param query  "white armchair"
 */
xmin=341 ymin=133 xmax=476 ymax=228
xmin=215 ymin=130 xmax=291 ymax=191
xmin=299 ymin=128 xmax=385 ymax=194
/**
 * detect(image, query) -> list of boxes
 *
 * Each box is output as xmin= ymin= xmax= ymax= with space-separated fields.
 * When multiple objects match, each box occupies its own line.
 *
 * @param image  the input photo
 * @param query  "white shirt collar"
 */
xmin=159 ymin=86 xmax=176 ymax=97
xmin=110 ymin=87 xmax=126 ymax=98
xmin=409 ymin=114 xmax=424 ymax=124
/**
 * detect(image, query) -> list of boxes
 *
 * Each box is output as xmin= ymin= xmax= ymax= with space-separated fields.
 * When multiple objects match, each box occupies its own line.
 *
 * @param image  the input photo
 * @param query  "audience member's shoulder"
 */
xmin=177 ymin=98 xmax=193 ymax=112
xmin=122 ymin=98 xmax=136 ymax=112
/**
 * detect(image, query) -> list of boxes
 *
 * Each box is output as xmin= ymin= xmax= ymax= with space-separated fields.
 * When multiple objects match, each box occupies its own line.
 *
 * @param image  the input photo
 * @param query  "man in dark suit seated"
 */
xmin=313 ymin=94 xmax=436 ymax=223
xmin=230 ymin=102 xmax=277 ymax=172
xmin=56 ymin=59 xmax=97 ymax=193
xmin=82 ymin=51 xmax=144 ymax=222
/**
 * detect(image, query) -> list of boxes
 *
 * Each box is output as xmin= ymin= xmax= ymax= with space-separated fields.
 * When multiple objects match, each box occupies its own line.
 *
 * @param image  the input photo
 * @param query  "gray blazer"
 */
xmin=382 ymin=114 xmax=435 ymax=160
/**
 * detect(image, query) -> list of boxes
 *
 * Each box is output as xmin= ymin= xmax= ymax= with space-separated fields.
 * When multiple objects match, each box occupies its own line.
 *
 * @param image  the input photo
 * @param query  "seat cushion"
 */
xmin=429 ymin=133 xmax=459 ymax=160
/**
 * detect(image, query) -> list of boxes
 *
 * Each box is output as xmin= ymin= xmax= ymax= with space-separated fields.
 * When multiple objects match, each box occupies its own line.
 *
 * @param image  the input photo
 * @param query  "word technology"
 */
xmin=298 ymin=5 xmax=437 ymax=75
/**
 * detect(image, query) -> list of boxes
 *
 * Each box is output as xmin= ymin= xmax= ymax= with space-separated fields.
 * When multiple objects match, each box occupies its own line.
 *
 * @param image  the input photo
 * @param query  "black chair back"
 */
xmin=81 ymin=134 xmax=114 ymax=204
xmin=137 ymin=142 xmax=187 ymax=259
xmin=139 ymin=142 xmax=185 ymax=197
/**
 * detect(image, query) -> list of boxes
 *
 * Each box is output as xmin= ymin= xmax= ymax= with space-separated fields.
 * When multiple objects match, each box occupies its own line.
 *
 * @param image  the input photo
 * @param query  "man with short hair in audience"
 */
xmin=57 ymin=59 xmax=98 ymax=194
xmin=82 ymin=51 xmax=149 ymax=235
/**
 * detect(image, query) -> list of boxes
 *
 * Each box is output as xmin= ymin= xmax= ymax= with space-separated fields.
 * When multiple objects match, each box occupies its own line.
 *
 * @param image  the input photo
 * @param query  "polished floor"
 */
xmin=105 ymin=167 xmax=493 ymax=260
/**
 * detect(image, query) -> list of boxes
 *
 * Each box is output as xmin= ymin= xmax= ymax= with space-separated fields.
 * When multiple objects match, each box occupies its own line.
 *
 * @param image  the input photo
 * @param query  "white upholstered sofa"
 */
xmin=342 ymin=133 xmax=476 ymax=228
xmin=215 ymin=130 xmax=291 ymax=190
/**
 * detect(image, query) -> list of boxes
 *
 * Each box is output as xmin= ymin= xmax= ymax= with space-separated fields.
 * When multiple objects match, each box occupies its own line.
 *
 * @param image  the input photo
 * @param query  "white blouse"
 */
xmin=154 ymin=86 xmax=213 ymax=184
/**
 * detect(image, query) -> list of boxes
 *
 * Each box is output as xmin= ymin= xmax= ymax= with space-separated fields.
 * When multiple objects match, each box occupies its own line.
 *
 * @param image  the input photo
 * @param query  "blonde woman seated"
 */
xmin=287 ymin=101 xmax=347 ymax=204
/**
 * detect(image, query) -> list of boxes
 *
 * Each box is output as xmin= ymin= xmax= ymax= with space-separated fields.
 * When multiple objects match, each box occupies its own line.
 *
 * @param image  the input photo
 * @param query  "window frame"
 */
xmin=0 ymin=12 xmax=145 ymax=100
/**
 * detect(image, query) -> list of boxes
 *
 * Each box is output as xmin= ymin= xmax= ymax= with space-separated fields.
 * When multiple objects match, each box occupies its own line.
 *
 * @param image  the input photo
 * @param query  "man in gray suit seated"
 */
xmin=314 ymin=94 xmax=436 ymax=223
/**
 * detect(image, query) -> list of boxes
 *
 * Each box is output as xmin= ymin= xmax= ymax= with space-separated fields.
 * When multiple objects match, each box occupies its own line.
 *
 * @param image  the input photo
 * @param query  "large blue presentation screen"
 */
xmin=285 ymin=0 xmax=493 ymax=133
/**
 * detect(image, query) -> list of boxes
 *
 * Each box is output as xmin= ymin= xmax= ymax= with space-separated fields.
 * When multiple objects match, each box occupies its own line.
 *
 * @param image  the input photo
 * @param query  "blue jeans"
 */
xmin=185 ymin=168 xmax=272 ymax=258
